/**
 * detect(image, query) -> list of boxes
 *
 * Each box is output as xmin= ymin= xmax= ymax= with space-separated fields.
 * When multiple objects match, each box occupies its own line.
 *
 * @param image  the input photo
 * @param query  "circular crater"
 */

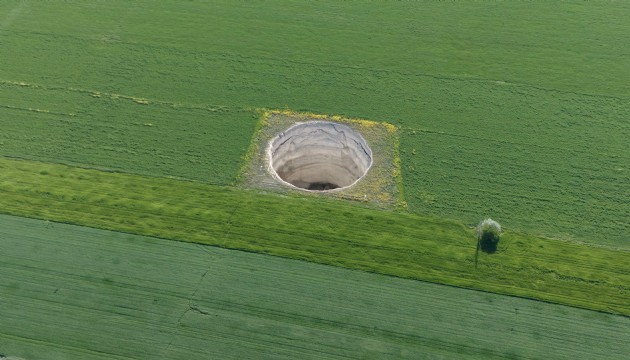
xmin=268 ymin=121 xmax=372 ymax=191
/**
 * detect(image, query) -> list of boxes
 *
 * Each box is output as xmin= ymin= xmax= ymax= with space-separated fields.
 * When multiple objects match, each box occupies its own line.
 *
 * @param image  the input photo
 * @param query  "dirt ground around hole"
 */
xmin=237 ymin=110 xmax=406 ymax=210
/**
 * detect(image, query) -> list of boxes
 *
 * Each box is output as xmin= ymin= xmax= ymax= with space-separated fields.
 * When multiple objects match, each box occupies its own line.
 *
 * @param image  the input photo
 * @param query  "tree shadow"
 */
xmin=474 ymin=237 xmax=498 ymax=269
xmin=474 ymin=239 xmax=480 ymax=268
xmin=479 ymin=232 xmax=499 ymax=254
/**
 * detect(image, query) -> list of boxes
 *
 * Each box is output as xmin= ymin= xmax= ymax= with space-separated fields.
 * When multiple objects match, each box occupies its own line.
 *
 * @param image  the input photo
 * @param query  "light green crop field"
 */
xmin=1 ymin=157 xmax=628 ymax=317
xmin=1 ymin=0 xmax=629 ymax=246
xmin=2 ymin=214 xmax=629 ymax=360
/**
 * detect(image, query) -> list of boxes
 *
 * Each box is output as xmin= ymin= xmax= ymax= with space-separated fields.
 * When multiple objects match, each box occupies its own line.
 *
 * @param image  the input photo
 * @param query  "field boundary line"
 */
xmin=0 ymin=78 xmax=243 ymax=113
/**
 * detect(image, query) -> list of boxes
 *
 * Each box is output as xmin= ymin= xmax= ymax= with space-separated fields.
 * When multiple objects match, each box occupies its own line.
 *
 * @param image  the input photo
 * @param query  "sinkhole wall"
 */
xmin=268 ymin=121 xmax=372 ymax=191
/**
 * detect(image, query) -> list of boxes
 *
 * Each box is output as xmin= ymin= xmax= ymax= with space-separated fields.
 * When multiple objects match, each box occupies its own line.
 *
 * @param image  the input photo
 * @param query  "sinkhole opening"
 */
xmin=268 ymin=121 xmax=372 ymax=191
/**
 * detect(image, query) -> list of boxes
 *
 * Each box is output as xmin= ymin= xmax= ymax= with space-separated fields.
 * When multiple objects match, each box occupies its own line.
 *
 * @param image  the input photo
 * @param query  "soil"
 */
xmin=268 ymin=121 xmax=372 ymax=191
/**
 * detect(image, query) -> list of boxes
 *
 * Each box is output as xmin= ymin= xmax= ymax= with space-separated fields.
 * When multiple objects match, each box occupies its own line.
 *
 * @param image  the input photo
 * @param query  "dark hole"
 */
xmin=307 ymin=182 xmax=339 ymax=191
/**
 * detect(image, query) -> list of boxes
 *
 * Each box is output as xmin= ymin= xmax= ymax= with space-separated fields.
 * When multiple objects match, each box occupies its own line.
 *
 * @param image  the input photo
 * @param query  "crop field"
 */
xmin=1 ymin=1 xmax=629 ymax=246
xmin=0 ymin=80 xmax=256 ymax=184
xmin=1 ymin=1 xmax=629 ymax=358
xmin=1 ymin=157 xmax=628 ymax=317
xmin=2 ymin=214 xmax=629 ymax=360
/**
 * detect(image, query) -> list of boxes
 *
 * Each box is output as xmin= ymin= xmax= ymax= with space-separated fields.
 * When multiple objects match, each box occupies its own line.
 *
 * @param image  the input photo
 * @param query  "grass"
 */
xmin=400 ymin=84 xmax=630 ymax=247
xmin=1 ymin=1 xmax=628 ymax=247
xmin=0 ymin=157 xmax=628 ymax=317
xmin=0 ymin=80 xmax=257 ymax=185
xmin=2 ymin=2 xmax=629 ymax=357
xmin=2 ymin=214 xmax=629 ymax=360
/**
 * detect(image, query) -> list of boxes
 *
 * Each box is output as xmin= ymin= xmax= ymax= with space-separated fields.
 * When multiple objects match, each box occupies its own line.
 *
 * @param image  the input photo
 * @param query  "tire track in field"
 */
xmin=0 ymin=79 xmax=239 ymax=114
xmin=0 ymin=103 xmax=77 ymax=117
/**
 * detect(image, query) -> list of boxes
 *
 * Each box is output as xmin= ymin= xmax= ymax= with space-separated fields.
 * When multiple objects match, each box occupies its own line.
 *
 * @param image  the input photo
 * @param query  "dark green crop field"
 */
xmin=2 ymin=214 xmax=629 ymax=360
xmin=1 ymin=0 xmax=628 ymax=246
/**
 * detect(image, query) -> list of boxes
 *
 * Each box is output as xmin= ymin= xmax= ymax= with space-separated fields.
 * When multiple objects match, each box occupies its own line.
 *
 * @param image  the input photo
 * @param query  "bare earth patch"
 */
xmin=238 ymin=110 xmax=406 ymax=209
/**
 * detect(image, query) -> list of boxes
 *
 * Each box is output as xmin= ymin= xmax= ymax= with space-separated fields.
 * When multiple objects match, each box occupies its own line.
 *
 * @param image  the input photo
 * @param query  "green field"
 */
xmin=1 ymin=157 xmax=628 ymax=316
xmin=1 ymin=1 xmax=630 ymax=358
xmin=2 ymin=214 xmax=629 ymax=360
xmin=1 ymin=0 xmax=628 ymax=246
xmin=0 ymin=80 xmax=256 ymax=185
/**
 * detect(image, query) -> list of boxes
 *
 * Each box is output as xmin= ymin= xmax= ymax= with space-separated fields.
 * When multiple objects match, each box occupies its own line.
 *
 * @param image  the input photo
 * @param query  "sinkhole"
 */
xmin=268 ymin=121 xmax=372 ymax=191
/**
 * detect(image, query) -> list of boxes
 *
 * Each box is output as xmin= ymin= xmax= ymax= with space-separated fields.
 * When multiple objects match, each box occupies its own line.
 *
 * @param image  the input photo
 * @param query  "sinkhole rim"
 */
xmin=267 ymin=121 xmax=373 ymax=192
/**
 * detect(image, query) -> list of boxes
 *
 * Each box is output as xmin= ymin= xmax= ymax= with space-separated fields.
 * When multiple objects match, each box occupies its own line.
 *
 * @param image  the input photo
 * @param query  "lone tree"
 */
xmin=477 ymin=218 xmax=502 ymax=253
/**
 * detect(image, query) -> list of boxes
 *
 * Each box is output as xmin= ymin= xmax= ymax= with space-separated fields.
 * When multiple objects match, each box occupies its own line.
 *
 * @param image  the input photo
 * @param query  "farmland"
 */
xmin=1 ymin=157 xmax=628 ymax=317
xmin=1 ymin=1 xmax=630 ymax=358
xmin=2 ymin=214 xmax=629 ymax=359
xmin=1 ymin=1 xmax=629 ymax=246
xmin=0 ymin=80 xmax=256 ymax=185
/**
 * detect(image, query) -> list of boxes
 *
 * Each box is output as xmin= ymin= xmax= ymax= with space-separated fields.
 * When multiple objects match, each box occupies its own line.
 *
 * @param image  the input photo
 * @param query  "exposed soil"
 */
xmin=268 ymin=121 xmax=372 ymax=191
